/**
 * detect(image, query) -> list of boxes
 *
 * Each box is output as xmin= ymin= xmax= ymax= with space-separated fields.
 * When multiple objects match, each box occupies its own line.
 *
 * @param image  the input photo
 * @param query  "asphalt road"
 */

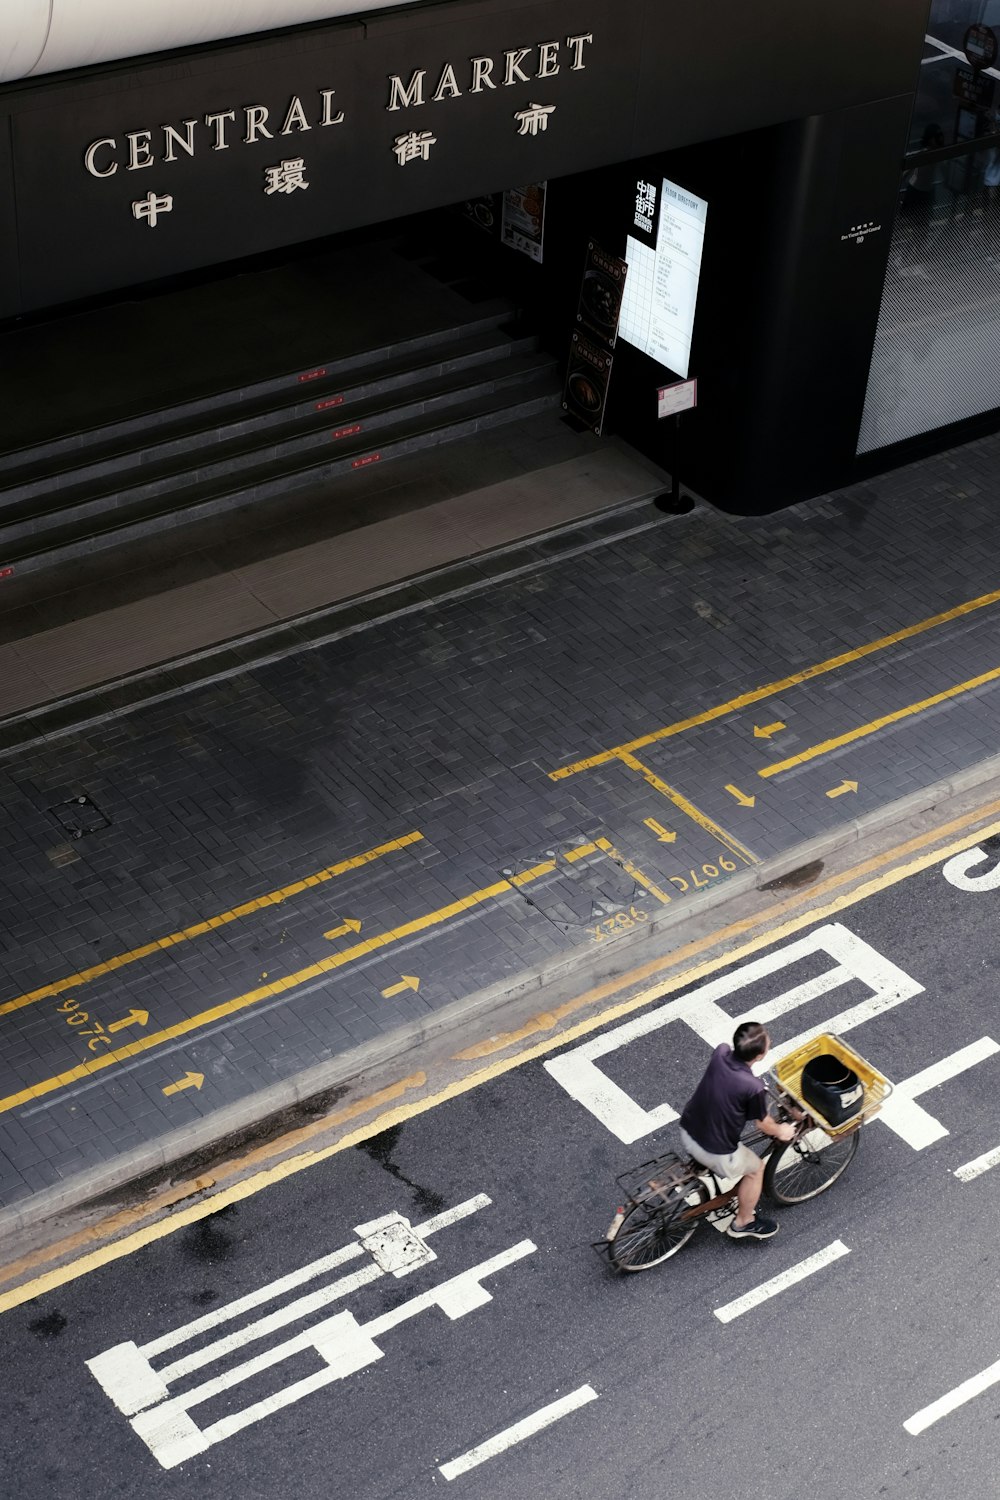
xmin=3 ymin=832 xmax=1000 ymax=1500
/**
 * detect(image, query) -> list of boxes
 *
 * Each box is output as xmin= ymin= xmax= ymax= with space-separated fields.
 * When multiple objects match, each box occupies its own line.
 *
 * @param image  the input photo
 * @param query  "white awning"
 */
xmin=1 ymin=0 xmax=421 ymax=83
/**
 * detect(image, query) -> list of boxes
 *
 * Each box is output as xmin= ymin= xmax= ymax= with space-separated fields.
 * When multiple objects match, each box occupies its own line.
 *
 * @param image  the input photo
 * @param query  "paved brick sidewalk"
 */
xmin=2 ymin=426 xmax=1000 ymax=1224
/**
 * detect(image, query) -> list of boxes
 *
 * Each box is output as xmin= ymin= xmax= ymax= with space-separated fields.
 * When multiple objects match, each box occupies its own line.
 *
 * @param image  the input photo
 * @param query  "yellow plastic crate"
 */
xmin=770 ymin=1032 xmax=892 ymax=1136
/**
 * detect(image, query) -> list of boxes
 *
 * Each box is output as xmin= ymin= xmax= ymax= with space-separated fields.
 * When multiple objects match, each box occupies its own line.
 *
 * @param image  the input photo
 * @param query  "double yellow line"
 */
xmin=5 ymin=795 xmax=998 ymax=1316
xmin=0 ymin=837 xmax=624 ymax=1116
xmin=549 ymin=586 xmax=1000 ymax=782
xmin=0 ymin=831 xmax=426 ymax=1019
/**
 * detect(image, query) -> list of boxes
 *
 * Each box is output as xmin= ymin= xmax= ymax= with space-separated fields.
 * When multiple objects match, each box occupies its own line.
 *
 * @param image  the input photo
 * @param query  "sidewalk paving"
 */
xmin=2 ymin=420 xmax=1000 ymax=1234
xmin=0 ymin=424 xmax=656 ymax=722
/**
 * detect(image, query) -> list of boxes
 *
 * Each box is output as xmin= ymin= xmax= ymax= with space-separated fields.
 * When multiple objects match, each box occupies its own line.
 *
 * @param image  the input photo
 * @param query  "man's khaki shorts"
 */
xmin=679 ymin=1127 xmax=763 ymax=1184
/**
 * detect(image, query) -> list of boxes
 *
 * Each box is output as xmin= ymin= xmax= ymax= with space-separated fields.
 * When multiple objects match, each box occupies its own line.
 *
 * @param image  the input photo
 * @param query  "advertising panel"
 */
xmin=563 ymin=240 xmax=626 ymax=432
xmin=575 ymin=240 xmax=628 ymax=347
xmin=501 ymin=182 xmax=547 ymax=261
xmin=563 ymin=331 xmax=613 ymax=433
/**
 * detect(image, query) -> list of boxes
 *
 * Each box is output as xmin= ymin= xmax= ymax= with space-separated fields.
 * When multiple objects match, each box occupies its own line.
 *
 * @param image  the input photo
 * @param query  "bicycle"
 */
xmin=600 ymin=1032 xmax=891 ymax=1273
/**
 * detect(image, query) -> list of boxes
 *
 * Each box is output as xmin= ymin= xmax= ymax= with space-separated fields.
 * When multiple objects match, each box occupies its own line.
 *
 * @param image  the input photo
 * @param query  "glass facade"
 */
xmin=858 ymin=0 xmax=1000 ymax=454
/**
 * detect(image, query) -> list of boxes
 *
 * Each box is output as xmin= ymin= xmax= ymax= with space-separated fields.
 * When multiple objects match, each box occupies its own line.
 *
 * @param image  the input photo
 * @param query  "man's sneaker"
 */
xmin=727 ymin=1214 xmax=779 ymax=1240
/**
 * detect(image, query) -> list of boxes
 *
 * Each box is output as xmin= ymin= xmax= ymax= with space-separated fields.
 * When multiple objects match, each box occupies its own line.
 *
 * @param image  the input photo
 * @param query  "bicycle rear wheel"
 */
xmin=764 ymin=1125 xmax=859 ymax=1204
xmin=608 ymin=1178 xmax=711 ymax=1271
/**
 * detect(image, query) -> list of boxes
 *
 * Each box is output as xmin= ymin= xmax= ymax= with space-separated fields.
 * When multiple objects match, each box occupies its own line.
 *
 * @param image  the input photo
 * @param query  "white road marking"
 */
xmin=545 ymin=923 xmax=923 ymax=1143
xmin=141 ymin=1192 xmax=489 ymax=1359
xmin=438 ymin=1386 xmax=599 ymax=1481
xmin=87 ymin=1196 xmax=531 ymax=1471
xmin=139 ymin=1241 xmax=536 ymax=1468
xmin=942 ymin=845 xmax=1000 ymax=891
xmin=954 ymin=1143 xmax=1000 ymax=1182
xmin=713 ymin=1240 xmax=851 ymax=1323
xmin=156 ymin=1263 xmax=383 ymax=1383
xmin=905 ymin=1357 xmax=1000 ymax=1435
xmin=140 ymin=1241 xmax=363 ymax=1360
xmin=878 ymin=1038 xmax=1000 ymax=1150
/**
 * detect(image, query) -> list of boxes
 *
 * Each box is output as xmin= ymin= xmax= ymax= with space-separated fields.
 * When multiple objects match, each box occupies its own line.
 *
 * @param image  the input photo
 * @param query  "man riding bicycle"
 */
xmin=679 ymin=1021 xmax=795 ymax=1240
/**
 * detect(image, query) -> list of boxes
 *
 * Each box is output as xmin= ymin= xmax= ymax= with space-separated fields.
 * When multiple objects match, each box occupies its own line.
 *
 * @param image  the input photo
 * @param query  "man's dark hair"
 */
xmin=733 ymin=1021 xmax=769 ymax=1062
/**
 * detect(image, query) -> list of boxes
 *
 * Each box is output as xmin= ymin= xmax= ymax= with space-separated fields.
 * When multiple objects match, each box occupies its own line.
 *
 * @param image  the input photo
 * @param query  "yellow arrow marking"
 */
xmin=107 ymin=1008 xmax=149 ymax=1033
xmin=724 ymin=784 xmax=756 ymax=808
xmin=643 ymin=817 xmax=677 ymax=844
xmin=620 ymin=755 xmax=755 ymax=867
xmin=0 ymin=856 xmax=567 ymax=1116
xmin=323 ymin=918 xmax=363 ymax=941
xmin=162 ymin=1071 xmax=204 ymax=1097
xmin=0 ymin=830 xmax=424 ymax=1020
xmin=753 ymin=721 xmax=786 ymax=739
xmin=760 ymin=664 xmax=1000 ymax=779
xmin=9 ymin=804 xmax=1000 ymax=1316
xmin=382 ymin=976 xmax=420 ymax=998
xmin=826 ymin=780 xmax=859 ymax=799
xmin=0 ymin=839 xmax=631 ymax=1118
xmin=549 ymin=586 xmax=1000 ymax=780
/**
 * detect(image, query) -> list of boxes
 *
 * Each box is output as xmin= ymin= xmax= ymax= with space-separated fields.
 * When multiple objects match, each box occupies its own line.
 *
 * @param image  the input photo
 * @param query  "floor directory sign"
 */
xmin=618 ymin=176 xmax=707 ymax=379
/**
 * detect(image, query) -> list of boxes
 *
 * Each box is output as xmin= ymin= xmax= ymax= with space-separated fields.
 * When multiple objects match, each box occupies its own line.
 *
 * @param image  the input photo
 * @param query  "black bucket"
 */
xmin=800 ymin=1053 xmax=864 ymax=1126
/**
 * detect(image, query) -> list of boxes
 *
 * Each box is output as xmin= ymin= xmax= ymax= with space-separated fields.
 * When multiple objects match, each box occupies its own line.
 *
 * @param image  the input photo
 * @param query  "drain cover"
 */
xmin=354 ymin=1213 xmax=436 ymax=1277
xmin=49 ymin=794 xmax=111 ymax=840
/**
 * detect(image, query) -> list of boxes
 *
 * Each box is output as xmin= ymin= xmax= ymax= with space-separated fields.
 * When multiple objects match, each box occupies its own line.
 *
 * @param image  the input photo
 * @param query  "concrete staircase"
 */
xmin=0 ymin=305 xmax=560 ymax=576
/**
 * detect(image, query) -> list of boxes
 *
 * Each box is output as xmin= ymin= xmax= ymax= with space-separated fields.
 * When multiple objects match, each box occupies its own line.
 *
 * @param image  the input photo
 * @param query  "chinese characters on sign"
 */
xmin=633 ymin=179 xmax=657 ymax=235
xmin=83 ymin=31 xmax=597 ymax=253
xmin=264 ymin=158 xmax=309 ymax=194
xmin=131 ymin=192 xmax=172 ymax=227
xmin=514 ymin=103 xmax=555 ymax=136
xmin=393 ymin=131 xmax=437 ymax=165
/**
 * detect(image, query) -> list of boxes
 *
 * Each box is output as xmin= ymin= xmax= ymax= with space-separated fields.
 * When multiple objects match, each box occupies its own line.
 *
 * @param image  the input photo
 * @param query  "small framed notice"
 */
xmin=657 ymin=378 xmax=697 ymax=418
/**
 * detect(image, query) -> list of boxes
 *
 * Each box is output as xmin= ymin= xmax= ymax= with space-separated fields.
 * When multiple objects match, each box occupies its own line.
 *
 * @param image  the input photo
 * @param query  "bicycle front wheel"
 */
xmin=764 ymin=1125 xmax=859 ymax=1204
xmin=608 ymin=1178 xmax=711 ymax=1271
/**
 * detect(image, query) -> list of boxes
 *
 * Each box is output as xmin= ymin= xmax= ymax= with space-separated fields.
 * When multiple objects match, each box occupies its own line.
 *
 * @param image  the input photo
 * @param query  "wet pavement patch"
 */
xmin=355 ymin=1124 xmax=446 ymax=1217
xmin=182 ymin=1203 xmax=239 ymax=1263
xmin=27 ymin=1309 xmax=67 ymax=1340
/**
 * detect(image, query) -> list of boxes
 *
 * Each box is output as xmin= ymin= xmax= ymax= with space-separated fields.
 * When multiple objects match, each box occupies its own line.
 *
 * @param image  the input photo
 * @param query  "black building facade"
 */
xmin=1 ymin=0 xmax=995 ymax=514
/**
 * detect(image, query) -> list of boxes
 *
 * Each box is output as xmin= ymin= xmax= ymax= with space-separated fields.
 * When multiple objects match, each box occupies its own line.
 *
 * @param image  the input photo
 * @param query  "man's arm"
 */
xmin=755 ymin=1114 xmax=796 ymax=1142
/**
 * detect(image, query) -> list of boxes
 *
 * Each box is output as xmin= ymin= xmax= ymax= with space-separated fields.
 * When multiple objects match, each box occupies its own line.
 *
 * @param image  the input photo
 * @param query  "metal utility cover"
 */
xmin=353 ymin=1212 xmax=436 ymax=1276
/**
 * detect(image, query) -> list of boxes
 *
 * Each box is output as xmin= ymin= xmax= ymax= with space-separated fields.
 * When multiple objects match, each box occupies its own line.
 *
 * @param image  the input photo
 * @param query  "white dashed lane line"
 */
xmin=905 ymin=1357 xmax=1000 ymax=1435
xmin=712 ymin=1239 xmax=851 ymax=1324
xmin=438 ymin=1386 xmax=599 ymax=1482
xmin=953 ymin=1142 xmax=1000 ymax=1182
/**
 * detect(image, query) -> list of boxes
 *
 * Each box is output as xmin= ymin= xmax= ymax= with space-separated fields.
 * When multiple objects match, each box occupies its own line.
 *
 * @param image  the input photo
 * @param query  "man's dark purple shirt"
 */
xmin=680 ymin=1044 xmax=767 ymax=1154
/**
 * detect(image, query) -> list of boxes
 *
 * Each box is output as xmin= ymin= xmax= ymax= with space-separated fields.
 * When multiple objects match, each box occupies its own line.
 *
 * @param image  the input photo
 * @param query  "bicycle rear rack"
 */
xmin=614 ymin=1149 xmax=697 ymax=1209
xmin=591 ymin=1150 xmax=704 ymax=1265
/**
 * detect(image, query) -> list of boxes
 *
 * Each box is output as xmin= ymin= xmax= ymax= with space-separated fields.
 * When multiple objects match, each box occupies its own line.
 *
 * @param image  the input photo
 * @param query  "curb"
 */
xmin=0 ymin=483 xmax=676 ymax=759
xmin=4 ymin=752 xmax=1000 ymax=1245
